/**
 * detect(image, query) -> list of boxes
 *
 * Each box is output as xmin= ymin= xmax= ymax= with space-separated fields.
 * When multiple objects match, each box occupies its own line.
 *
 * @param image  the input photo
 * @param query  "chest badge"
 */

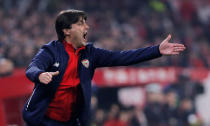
xmin=82 ymin=59 xmax=89 ymax=68
xmin=53 ymin=62 xmax=60 ymax=67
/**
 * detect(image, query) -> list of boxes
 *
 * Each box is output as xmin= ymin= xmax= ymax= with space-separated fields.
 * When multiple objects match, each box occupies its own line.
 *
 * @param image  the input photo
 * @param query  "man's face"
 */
xmin=64 ymin=16 xmax=89 ymax=48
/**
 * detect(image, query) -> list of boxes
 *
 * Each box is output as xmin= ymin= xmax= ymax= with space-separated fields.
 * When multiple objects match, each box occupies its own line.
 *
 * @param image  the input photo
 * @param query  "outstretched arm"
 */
xmin=92 ymin=34 xmax=185 ymax=68
xmin=159 ymin=34 xmax=186 ymax=55
xmin=93 ymin=45 xmax=162 ymax=68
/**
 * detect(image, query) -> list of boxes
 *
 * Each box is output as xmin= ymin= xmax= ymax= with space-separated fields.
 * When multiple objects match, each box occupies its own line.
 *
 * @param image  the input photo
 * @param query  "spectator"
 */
xmin=130 ymin=106 xmax=148 ymax=126
xmin=0 ymin=58 xmax=14 ymax=77
xmin=0 ymin=0 xmax=209 ymax=68
xmin=163 ymin=90 xmax=179 ymax=126
xmin=144 ymin=83 xmax=167 ymax=126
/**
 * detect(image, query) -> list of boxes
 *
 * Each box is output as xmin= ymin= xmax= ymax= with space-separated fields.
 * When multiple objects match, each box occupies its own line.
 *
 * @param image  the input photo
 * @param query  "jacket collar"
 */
xmin=62 ymin=40 xmax=86 ymax=55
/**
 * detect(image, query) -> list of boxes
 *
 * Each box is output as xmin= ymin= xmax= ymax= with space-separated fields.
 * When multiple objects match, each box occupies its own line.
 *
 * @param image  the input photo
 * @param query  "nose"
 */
xmin=85 ymin=23 xmax=89 ymax=30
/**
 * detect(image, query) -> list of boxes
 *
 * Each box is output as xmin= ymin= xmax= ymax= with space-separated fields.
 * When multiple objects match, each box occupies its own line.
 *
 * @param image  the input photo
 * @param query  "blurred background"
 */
xmin=0 ymin=0 xmax=210 ymax=126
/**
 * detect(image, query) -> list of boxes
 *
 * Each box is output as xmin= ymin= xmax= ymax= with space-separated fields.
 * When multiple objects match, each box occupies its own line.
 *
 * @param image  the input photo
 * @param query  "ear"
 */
xmin=63 ymin=29 xmax=71 ymax=36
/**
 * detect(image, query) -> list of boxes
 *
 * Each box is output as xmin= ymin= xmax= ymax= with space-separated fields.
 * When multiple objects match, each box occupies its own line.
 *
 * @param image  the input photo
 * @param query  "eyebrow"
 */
xmin=78 ymin=19 xmax=85 ymax=24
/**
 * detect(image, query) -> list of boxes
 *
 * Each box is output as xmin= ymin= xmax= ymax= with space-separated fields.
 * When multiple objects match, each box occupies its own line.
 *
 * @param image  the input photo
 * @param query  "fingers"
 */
xmin=46 ymin=72 xmax=53 ymax=78
xmin=38 ymin=73 xmax=52 ymax=84
xmin=38 ymin=71 xmax=59 ymax=84
xmin=173 ymin=47 xmax=185 ymax=52
xmin=171 ymin=47 xmax=185 ymax=56
xmin=173 ymin=44 xmax=186 ymax=52
xmin=50 ymin=71 xmax=59 ymax=76
xmin=173 ymin=43 xmax=185 ymax=48
xmin=42 ymin=77 xmax=52 ymax=84
xmin=164 ymin=34 xmax=171 ymax=42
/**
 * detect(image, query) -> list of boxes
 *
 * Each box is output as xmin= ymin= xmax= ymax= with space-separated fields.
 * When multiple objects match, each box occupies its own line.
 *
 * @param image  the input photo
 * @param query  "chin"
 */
xmin=76 ymin=43 xmax=86 ymax=48
xmin=82 ymin=41 xmax=87 ymax=46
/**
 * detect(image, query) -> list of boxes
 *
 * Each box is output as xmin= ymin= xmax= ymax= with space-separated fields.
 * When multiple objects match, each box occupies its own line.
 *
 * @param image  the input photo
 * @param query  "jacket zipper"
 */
xmin=25 ymin=88 xmax=36 ymax=110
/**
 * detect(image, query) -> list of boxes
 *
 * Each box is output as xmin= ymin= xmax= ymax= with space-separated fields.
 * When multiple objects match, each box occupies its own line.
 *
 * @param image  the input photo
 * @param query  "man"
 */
xmin=22 ymin=9 xmax=185 ymax=126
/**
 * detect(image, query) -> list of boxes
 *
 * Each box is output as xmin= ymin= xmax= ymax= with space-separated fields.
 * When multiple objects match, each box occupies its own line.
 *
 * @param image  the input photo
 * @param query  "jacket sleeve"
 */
xmin=92 ymin=45 xmax=162 ymax=68
xmin=25 ymin=45 xmax=54 ymax=83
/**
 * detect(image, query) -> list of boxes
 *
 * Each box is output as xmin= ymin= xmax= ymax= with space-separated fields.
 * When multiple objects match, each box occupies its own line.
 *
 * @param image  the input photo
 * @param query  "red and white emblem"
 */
xmin=82 ymin=59 xmax=89 ymax=68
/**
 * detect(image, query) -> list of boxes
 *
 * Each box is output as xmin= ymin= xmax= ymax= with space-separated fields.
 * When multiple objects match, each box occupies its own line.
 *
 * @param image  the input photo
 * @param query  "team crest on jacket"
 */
xmin=53 ymin=62 xmax=59 ymax=67
xmin=82 ymin=59 xmax=89 ymax=68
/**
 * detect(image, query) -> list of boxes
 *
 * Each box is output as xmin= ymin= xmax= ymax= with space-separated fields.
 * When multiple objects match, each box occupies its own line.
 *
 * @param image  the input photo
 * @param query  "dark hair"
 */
xmin=55 ymin=9 xmax=87 ymax=41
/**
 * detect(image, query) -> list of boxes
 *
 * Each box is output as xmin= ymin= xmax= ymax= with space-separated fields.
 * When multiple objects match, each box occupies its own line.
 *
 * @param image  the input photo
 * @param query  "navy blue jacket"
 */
xmin=22 ymin=40 xmax=162 ymax=126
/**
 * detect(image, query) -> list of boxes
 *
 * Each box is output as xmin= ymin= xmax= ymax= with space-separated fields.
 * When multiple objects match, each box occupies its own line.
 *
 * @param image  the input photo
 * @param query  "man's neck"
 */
xmin=64 ymin=38 xmax=77 ymax=49
xmin=64 ymin=37 xmax=71 ymax=44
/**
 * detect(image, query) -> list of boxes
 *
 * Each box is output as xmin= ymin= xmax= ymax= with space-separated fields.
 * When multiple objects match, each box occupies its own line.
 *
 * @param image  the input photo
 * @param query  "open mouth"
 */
xmin=83 ymin=32 xmax=87 ymax=40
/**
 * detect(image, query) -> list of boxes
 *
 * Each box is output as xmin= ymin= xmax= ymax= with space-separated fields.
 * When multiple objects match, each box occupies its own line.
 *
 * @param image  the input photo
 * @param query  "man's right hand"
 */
xmin=38 ymin=71 xmax=59 ymax=84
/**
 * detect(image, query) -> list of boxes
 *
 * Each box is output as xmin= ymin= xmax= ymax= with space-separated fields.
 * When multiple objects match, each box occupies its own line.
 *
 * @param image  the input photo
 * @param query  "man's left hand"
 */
xmin=159 ymin=34 xmax=186 ymax=55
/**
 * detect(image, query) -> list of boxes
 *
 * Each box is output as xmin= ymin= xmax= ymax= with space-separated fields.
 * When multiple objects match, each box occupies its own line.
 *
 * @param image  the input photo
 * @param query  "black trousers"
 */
xmin=26 ymin=116 xmax=81 ymax=126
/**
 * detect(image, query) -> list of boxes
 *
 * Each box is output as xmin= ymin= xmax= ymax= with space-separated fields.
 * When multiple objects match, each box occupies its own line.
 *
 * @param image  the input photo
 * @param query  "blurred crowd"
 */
xmin=0 ymin=0 xmax=210 ymax=73
xmin=91 ymin=74 xmax=204 ymax=126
